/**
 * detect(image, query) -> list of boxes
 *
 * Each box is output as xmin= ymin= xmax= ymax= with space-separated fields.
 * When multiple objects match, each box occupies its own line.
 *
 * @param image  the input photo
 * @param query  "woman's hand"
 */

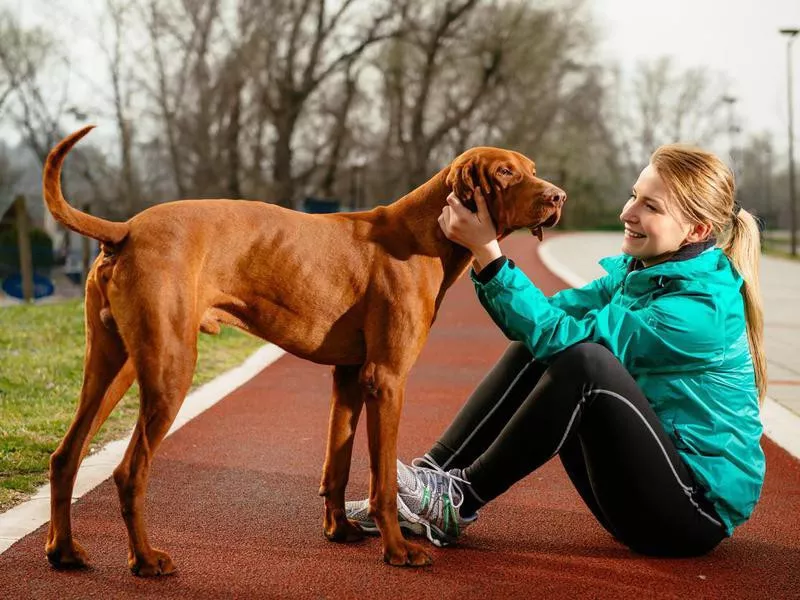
xmin=438 ymin=188 xmax=502 ymax=270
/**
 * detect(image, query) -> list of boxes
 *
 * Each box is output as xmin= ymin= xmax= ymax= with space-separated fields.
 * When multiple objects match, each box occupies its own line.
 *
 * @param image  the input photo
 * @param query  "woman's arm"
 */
xmin=436 ymin=189 xmax=724 ymax=372
xmin=473 ymin=260 xmax=725 ymax=373
xmin=547 ymin=275 xmax=615 ymax=319
xmin=437 ymin=188 xmax=614 ymax=319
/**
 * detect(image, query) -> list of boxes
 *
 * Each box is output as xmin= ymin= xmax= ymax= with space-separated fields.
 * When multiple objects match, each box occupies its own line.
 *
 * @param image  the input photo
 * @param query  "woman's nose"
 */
xmin=620 ymin=203 xmax=636 ymax=222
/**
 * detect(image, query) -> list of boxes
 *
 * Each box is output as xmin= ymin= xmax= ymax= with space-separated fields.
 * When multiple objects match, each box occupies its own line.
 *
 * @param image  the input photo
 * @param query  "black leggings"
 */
xmin=427 ymin=341 xmax=727 ymax=557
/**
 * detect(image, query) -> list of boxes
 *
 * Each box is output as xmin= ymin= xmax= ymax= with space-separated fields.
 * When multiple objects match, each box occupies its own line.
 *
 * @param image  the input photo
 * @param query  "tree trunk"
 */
xmin=406 ymin=140 xmax=432 ymax=190
xmin=320 ymin=69 xmax=357 ymax=198
xmin=118 ymin=117 xmax=138 ymax=215
xmin=227 ymin=78 xmax=243 ymax=199
xmin=272 ymin=112 xmax=298 ymax=209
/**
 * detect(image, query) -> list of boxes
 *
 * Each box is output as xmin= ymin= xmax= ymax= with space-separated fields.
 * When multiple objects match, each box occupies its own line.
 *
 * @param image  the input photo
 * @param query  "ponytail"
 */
xmin=719 ymin=209 xmax=767 ymax=404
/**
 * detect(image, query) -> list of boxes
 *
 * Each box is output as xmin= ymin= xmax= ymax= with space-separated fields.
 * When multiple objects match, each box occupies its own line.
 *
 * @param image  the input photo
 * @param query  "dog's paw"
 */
xmin=129 ymin=548 xmax=177 ymax=577
xmin=46 ymin=538 xmax=90 ymax=570
xmin=383 ymin=540 xmax=432 ymax=567
xmin=325 ymin=518 xmax=365 ymax=543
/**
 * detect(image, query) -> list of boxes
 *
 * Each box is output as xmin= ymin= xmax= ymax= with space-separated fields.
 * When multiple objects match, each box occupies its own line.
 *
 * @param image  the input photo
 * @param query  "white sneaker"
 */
xmin=345 ymin=455 xmax=478 ymax=547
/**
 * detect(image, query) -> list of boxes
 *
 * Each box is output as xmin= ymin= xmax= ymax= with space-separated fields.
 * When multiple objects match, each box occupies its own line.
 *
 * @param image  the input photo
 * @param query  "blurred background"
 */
xmin=1 ymin=0 xmax=799 ymax=517
xmin=0 ymin=0 xmax=798 ymax=295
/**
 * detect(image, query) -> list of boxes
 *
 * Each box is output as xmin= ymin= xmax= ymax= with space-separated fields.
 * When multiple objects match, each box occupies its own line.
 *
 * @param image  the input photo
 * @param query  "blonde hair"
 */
xmin=650 ymin=144 xmax=766 ymax=404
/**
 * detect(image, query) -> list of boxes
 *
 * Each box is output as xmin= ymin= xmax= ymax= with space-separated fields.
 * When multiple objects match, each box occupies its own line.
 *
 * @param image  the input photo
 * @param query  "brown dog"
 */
xmin=43 ymin=126 xmax=565 ymax=575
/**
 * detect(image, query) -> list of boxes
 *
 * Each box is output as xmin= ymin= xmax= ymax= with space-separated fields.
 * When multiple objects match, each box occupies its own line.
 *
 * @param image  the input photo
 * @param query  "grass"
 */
xmin=763 ymin=232 xmax=791 ymax=243
xmin=762 ymin=241 xmax=800 ymax=262
xmin=0 ymin=299 xmax=265 ymax=513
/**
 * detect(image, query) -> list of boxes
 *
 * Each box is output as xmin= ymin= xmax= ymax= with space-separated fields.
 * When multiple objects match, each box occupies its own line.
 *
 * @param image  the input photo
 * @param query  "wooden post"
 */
xmin=14 ymin=195 xmax=34 ymax=302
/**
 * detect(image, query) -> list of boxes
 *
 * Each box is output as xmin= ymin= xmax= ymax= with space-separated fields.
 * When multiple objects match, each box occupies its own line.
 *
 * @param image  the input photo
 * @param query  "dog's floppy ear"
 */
xmin=445 ymin=155 xmax=493 ymax=212
xmin=486 ymin=162 xmax=522 ymax=234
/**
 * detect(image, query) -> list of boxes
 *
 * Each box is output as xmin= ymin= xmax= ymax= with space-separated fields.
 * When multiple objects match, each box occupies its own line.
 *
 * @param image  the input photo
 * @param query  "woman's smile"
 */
xmin=624 ymin=228 xmax=646 ymax=240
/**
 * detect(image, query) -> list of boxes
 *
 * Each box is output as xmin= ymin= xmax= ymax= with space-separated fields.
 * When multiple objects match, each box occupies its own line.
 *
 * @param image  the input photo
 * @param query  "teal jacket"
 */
xmin=471 ymin=247 xmax=765 ymax=535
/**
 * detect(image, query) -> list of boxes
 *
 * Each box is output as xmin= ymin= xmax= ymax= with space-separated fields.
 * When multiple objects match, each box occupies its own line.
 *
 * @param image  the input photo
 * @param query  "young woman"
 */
xmin=346 ymin=144 xmax=766 ymax=557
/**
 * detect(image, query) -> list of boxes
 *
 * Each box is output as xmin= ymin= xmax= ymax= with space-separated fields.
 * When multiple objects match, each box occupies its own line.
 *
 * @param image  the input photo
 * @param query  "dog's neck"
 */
xmin=384 ymin=166 xmax=476 ymax=284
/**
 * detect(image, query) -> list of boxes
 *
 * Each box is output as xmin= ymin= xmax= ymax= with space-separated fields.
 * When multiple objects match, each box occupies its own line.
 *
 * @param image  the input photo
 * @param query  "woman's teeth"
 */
xmin=626 ymin=230 xmax=646 ymax=239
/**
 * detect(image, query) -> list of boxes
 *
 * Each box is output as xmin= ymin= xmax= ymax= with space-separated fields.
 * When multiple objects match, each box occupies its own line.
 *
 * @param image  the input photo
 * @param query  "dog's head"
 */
xmin=445 ymin=147 xmax=565 ymax=240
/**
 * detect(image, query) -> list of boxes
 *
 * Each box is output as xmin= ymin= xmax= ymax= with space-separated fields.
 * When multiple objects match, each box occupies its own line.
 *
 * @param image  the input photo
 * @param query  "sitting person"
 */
xmin=346 ymin=144 xmax=766 ymax=557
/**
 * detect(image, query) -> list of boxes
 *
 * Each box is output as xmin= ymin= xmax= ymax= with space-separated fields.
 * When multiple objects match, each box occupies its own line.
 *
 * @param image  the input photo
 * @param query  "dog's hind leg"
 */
xmin=46 ymin=278 xmax=133 ymax=570
xmin=319 ymin=364 xmax=365 ymax=542
xmin=112 ymin=307 xmax=198 ymax=577
xmin=81 ymin=360 xmax=136 ymax=462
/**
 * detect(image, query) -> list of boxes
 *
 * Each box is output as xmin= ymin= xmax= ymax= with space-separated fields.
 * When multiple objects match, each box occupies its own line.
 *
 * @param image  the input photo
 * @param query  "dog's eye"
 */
xmin=499 ymin=167 xmax=513 ymax=176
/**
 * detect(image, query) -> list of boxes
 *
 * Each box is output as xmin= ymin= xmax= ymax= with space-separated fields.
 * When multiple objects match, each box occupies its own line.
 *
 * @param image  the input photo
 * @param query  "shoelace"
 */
xmin=409 ymin=453 xmax=469 ymax=515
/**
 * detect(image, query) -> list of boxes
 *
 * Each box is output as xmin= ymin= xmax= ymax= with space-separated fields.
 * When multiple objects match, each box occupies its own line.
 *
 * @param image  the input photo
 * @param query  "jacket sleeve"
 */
xmin=472 ymin=261 xmax=725 ymax=373
xmin=547 ymin=274 xmax=615 ymax=318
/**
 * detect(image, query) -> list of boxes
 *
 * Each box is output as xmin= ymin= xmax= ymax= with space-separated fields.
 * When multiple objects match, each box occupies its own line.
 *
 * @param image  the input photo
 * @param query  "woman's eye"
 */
xmin=646 ymin=203 xmax=658 ymax=212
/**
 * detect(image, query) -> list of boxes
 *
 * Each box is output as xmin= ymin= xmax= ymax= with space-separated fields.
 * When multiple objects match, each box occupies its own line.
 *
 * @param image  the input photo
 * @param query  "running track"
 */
xmin=1 ymin=235 xmax=798 ymax=599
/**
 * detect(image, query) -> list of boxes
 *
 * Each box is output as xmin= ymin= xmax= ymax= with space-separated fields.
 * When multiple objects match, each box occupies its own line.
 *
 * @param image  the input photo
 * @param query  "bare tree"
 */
xmin=140 ymin=0 xmax=221 ymax=198
xmin=364 ymin=0 xmax=600 ymax=203
xmin=370 ymin=0 xmax=494 ymax=195
xmin=0 ymin=10 xmax=64 ymax=163
xmin=100 ymin=0 xmax=142 ymax=216
xmin=737 ymin=133 xmax=776 ymax=224
xmin=251 ymin=0 xmax=400 ymax=207
xmin=613 ymin=57 xmax=731 ymax=169
xmin=2 ymin=0 xmax=681 ymax=232
xmin=0 ymin=5 xmax=125 ymax=278
xmin=451 ymin=1 xmax=598 ymax=154
xmin=317 ymin=60 xmax=360 ymax=199
xmin=0 ymin=11 xmax=23 ymax=117
xmin=136 ymin=0 xmax=400 ymax=208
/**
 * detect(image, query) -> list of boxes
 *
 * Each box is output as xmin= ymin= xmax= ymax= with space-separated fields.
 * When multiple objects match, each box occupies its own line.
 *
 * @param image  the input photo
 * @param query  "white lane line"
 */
xmin=0 ymin=343 xmax=286 ymax=555
xmin=538 ymin=236 xmax=800 ymax=461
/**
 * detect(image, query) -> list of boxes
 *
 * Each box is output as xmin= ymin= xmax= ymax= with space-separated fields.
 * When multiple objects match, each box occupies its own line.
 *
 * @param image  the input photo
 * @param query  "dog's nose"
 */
xmin=545 ymin=188 xmax=567 ymax=206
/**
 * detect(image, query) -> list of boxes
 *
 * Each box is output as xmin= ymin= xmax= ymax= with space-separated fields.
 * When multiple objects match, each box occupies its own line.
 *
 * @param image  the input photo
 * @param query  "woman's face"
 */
xmin=619 ymin=164 xmax=705 ymax=266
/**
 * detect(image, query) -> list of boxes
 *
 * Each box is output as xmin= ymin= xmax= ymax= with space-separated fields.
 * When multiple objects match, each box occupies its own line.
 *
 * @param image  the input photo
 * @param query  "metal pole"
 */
xmin=781 ymin=29 xmax=799 ymax=256
xmin=789 ymin=39 xmax=797 ymax=256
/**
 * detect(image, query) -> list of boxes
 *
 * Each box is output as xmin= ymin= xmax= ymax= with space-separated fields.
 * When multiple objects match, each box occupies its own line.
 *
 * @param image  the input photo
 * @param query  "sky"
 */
xmin=590 ymin=0 xmax=800 ymax=153
xmin=5 ymin=0 xmax=800 ymax=158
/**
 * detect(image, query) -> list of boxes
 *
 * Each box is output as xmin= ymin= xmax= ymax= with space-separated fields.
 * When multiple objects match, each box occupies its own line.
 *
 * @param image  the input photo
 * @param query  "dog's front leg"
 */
xmin=363 ymin=364 xmax=432 ymax=567
xmin=319 ymin=365 xmax=365 ymax=542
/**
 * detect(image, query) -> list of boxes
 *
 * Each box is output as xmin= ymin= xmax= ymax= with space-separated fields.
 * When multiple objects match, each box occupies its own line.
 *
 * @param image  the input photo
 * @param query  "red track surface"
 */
xmin=1 ymin=235 xmax=798 ymax=599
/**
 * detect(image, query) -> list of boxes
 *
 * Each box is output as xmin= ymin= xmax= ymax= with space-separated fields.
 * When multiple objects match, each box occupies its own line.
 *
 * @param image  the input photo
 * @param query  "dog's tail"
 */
xmin=43 ymin=126 xmax=129 ymax=246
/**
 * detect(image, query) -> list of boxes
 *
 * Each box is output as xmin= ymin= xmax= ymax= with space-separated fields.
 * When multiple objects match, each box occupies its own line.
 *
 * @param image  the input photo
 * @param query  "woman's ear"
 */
xmin=685 ymin=221 xmax=713 ymax=243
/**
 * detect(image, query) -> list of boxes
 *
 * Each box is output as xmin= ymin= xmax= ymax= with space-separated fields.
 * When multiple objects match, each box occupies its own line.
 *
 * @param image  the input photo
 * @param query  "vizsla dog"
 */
xmin=43 ymin=126 xmax=565 ymax=575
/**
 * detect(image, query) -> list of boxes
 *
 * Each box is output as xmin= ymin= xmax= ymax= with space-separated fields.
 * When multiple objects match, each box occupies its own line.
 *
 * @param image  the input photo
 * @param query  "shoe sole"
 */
xmin=352 ymin=495 xmax=459 ymax=548
xmin=357 ymin=520 xmax=426 ymax=538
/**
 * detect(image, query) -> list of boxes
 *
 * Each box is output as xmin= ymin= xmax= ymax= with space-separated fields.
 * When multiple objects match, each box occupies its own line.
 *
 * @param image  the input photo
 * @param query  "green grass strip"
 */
xmin=0 ymin=299 xmax=265 ymax=512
